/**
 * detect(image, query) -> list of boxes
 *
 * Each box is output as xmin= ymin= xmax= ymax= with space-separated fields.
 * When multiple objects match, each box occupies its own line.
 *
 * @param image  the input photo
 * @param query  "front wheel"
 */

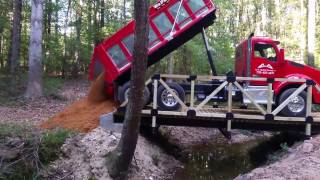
xmin=279 ymin=88 xmax=307 ymax=117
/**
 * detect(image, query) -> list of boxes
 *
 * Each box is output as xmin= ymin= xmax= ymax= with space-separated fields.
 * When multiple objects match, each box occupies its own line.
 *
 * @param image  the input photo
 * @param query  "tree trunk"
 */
xmin=307 ymin=0 xmax=316 ymax=67
xmin=72 ymin=0 xmax=82 ymax=78
xmin=167 ymin=53 xmax=174 ymax=74
xmin=100 ymin=0 xmax=105 ymax=27
xmin=47 ymin=0 xmax=52 ymax=35
xmin=106 ymin=0 xmax=150 ymax=178
xmin=122 ymin=0 xmax=126 ymax=23
xmin=93 ymin=0 xmax=100 ymax=45
xmin=25 ymin=0 xmax=44 ymax=98
xmin=54 ymin=0 xmax=59 ymax=34
xmin=9 ymin=0 xmax=22 ymax=74
xmin=300 ymin=0 xmax=306 ymax=63
xmin=0 ymin=35 xmax=3 ymax=69
xmin=62 ymin=0 xmax=71 ymax=77
xmin=87 ymin=0 xmax=93 ymax=50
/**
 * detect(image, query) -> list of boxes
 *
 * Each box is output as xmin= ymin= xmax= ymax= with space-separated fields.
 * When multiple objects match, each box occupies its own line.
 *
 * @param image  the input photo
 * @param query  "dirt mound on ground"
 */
xmin=41 ymin=72 xmax=118 ymax=133
xmin=42 ymin=128 xmax=181 ymax=179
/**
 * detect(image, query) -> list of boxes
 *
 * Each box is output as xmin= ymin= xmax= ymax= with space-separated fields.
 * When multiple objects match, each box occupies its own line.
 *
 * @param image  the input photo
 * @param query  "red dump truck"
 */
xmin=89 ymin=0 xmax=320 ymax=117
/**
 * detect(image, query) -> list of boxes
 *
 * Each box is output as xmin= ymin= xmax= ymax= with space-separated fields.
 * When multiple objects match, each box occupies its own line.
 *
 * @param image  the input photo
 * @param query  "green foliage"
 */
xmin=0 ymin=123 xmax=26 ymax=141
xmin=0 ymin=74 xmax=66 ymax=105
xmin=43 ymin=76 xmax=65 ymax=98
xmin=39 ymin=128 xmax=74 ymax=164
xmin=0 ymin=123 xmax=73 ymax=179
xmin=0 ymin=0 xmax=320 ymax=77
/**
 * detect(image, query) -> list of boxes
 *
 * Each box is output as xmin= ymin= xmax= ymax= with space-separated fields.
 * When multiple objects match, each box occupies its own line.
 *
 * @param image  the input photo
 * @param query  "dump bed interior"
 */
xmin=89 ymin=0 xmax=216 ymax=88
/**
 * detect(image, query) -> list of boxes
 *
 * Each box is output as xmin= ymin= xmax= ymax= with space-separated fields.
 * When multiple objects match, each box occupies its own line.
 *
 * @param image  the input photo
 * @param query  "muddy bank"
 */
xmin=43 ymin=127 xmax=182 ymax=179
xmin=156 ymin=126 xmax=272 ymax=157
xmin=235 ymin=136 xmax=320 ymax=180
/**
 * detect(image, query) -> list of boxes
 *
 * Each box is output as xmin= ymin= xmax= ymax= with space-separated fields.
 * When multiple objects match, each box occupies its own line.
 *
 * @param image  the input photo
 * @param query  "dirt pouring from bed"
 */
xmin=40 ymin=73 xmax=118 ymax=132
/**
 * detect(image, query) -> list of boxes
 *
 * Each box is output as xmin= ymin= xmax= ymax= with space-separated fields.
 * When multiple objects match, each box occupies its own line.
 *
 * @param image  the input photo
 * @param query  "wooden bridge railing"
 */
xmin=121 ymin=74 xmax=320 ymax=137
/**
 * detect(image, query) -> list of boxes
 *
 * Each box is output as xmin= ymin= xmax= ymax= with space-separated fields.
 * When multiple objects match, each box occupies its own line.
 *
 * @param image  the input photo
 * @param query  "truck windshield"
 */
xmin=254 ymin=43 xmax=277 ymax=61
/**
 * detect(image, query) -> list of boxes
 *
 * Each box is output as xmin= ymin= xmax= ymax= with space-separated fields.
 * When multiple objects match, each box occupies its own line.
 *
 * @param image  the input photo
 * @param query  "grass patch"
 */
xmin=0 ymin=123 xmax=74 ymax=179
xmin=39 ymin=128 xmax=73 ymax=164
xmin=43 ymin=76 xmax=65 ymax=99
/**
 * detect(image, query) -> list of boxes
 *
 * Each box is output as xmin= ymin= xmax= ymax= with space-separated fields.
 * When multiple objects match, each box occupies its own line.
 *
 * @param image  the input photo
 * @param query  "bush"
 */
xmin=39 ymin=128 xmax=73 ymax=164
xmin=43 ymin=76 xmax=66 ymax=99
xmin=0 ymin=123 xmax=74 ymax=179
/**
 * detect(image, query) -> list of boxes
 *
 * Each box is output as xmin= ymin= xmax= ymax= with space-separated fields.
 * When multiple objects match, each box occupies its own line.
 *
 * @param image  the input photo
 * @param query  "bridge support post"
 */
xmin=305 ymin=84 xmax=313 ymax=139
xmin=226 ymin=82 xmax=234 ymax=137
xmin=152 ymin=77 xmax=159 ymax=134
xmin=267 ymin=79 xmax=274 ymax=114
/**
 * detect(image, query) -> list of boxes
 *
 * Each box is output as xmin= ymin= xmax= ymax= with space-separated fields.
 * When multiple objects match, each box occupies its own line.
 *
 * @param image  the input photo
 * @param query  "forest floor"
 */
xmin=0 ymin=76 xmax=182 ymax=179
xmin=0 ymin=77 xmax=90 ymax=126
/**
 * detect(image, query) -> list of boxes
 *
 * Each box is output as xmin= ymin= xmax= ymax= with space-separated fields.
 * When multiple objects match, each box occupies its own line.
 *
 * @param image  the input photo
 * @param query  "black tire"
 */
xmin=118 ymin=82 xmax=150 ymax=106
xmin=279 ymin=88 xmax=307 ymax=117
xmin=157 ymin=82 xmax=185 ymax=111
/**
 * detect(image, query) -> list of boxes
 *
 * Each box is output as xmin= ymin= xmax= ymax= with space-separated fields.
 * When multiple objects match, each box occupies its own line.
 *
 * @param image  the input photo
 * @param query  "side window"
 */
xmin=93 ymin=58 xmax=104 ymax=79
xmin=107 ymin=45 xmax=128 ymax=69
xmin=187 ymin=0 xmax=208 ymax=16
xmin=122 ymin=34 xmax=134 ymax=54
xmin=169 ymin=3 xmax=192 ymax=28
xmin=149 ymin=26 xmax=160 ymax=48
xmin=254 ymin=43 xmax=277 ymax=61
xmin=152 ymin=13 xmax=173 ymax=39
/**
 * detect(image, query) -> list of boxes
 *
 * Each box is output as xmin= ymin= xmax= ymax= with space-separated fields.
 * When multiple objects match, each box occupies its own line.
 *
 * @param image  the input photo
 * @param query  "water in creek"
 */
xmin=173 ymin=132 xmax=304 ymax=180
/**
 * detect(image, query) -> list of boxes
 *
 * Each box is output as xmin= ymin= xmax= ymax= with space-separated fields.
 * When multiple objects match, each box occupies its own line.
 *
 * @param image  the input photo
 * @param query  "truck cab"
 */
xmin=235 ymin=36 xmax=320 ymax=116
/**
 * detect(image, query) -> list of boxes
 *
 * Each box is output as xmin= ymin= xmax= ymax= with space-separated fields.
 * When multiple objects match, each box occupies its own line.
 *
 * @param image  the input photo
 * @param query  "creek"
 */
xmin=172 ymin=132 xmax=304 ymax=180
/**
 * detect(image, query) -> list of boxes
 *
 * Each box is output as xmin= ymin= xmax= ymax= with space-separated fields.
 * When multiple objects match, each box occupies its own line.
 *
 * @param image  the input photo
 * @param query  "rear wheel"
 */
xmin=279 ymin=88 xmax=307 ymax=117
xmin=118 ymin=82 xmax=150 ymax=106
xmin=157 ymin=82 xmax=185 ymax=111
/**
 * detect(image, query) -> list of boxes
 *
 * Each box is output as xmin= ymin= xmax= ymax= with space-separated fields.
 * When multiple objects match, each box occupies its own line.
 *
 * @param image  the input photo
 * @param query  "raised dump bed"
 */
xmin=88 ymin=0 xmax=217 ymax=99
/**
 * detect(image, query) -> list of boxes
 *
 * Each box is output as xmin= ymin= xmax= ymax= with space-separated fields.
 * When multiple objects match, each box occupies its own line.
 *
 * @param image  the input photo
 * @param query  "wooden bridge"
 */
xmin=112 ymin=74 xmax=320 ymax=138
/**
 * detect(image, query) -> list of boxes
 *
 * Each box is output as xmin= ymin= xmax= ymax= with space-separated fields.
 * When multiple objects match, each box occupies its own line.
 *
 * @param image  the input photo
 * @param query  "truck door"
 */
xmin=251 ymin=42 xmax=279 ymax=85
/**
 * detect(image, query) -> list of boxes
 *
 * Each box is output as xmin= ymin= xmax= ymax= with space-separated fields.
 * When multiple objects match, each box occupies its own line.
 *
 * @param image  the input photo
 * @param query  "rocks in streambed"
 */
xmin=235 ymin=136 xmax=320 ymax=180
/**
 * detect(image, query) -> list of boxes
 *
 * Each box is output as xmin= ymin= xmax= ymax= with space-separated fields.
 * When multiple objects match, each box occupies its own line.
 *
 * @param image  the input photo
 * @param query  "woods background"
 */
xmin=0 ymin=0 xmax=319 ymax=79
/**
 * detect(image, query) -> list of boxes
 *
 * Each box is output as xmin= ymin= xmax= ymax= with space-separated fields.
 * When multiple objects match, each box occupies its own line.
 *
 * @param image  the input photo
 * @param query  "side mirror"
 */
xmin=279 ymin=48 xmax=285 ymax=63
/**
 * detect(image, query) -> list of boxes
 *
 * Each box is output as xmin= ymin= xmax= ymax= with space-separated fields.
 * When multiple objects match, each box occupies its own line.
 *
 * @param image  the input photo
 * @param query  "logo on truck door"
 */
xmin=255 ymin=63 xmax=276 ymax=75
xmin=154 ymin=0 xmax=169 ymax=9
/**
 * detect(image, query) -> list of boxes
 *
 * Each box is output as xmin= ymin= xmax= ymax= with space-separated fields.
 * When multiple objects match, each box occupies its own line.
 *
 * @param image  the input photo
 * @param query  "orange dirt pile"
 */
xmin=40 ymin=72 xmax=118 ymax=133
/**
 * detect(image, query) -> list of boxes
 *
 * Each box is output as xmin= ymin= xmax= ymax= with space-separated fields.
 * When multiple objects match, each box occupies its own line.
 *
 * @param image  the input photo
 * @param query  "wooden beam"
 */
xmin=234 ymin=82 xmax=267 ymax=115
xmin=190 ymin=80 xmax=195 ymax=108
xmin=227 ymin=83 xmax=233 ymax=113
xmin=195 ymin=81 xmax=228 ymax=111
xmin=152 ymin=79 xmax=158 ymax=128
xmin=267 ymin=83 xmax=273 ymax=114
xmin=306 ymin=85 xmax=313 ymax=116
